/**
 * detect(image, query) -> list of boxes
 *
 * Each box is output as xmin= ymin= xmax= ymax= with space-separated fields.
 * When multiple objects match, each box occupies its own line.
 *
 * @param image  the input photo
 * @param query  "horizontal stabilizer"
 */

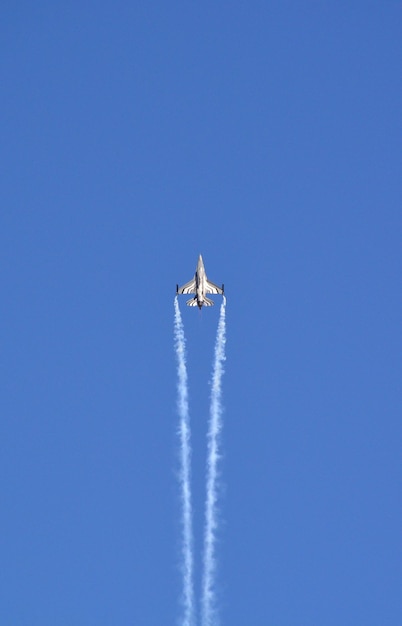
xmin=186 ymin=297 xmax=198 ymax=306
xmin=203 ymin=297 xmax=214 ymax=306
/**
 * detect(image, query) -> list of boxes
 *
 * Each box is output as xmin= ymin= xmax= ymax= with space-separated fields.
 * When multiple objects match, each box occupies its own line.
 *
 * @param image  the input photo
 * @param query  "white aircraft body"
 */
xmin=176 ymin=254 xmax=224 ymax=309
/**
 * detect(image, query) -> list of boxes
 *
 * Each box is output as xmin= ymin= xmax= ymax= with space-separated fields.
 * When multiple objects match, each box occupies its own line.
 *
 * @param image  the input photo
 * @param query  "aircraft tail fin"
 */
xmin=204 ymin=297 xmax=214 ymax=306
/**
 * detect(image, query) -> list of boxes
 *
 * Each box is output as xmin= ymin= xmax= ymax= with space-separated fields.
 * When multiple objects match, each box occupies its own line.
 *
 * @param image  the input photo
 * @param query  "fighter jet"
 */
xmin=176 ymin=254 xmax=224 ymax=309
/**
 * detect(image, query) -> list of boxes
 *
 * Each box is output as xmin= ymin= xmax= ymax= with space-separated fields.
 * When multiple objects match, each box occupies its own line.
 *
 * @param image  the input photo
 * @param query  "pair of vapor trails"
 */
xmin=174 ymin=296 xmax=227 ymax=626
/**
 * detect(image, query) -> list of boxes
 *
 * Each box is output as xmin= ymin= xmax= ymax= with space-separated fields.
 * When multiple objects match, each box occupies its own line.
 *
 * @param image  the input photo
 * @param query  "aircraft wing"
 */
xmin=177 ymin=279 xmax=196 ymax=294
xmin=205 ymin=280 xmax=224 ymax=295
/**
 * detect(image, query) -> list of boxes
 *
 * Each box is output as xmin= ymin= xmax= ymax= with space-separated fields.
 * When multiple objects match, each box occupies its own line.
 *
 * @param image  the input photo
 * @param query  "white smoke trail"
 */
xmin=174 ymin=297 xmax=196 ymax=626
xmin=202 ymin=296 xmax=227 ymax=626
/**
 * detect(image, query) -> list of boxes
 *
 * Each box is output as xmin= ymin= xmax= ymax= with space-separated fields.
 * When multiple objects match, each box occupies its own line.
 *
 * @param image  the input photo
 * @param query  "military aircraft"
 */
xmin=176 ymin=254 xmax=224 ymax=309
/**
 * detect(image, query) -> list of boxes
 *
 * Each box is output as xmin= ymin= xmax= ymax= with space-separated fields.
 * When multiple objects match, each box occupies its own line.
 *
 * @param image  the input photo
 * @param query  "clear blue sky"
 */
xmin=1 ymin=3 xmax=401 ymax=625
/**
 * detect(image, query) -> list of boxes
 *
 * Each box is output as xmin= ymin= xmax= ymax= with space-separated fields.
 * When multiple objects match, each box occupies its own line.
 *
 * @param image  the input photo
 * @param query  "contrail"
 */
xmin=202 ymin=296 xmax=227 ymax=626
xmin=174 ymin=297 xmax=196 ymax=626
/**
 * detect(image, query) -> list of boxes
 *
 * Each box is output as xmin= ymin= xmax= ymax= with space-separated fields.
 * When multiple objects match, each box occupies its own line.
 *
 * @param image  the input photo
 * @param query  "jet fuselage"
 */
xmin=195 ymin=255 xmax=207 ymax=308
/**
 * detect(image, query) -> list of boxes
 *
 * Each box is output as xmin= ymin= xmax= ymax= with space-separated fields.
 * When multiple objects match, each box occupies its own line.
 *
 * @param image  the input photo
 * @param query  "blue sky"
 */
xmin=1 ymin=3 xmax=401 ymax=625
